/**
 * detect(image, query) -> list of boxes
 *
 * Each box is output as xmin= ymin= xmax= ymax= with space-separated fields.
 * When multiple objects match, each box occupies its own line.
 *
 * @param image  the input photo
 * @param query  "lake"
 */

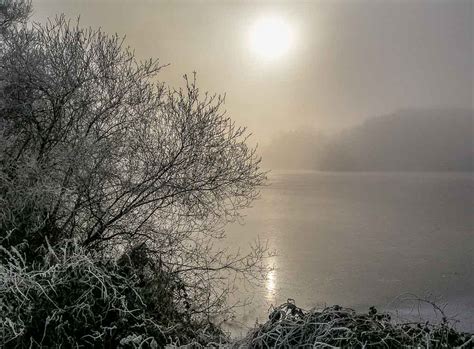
xmin=224 ymin=171 xmax=474 ymax=335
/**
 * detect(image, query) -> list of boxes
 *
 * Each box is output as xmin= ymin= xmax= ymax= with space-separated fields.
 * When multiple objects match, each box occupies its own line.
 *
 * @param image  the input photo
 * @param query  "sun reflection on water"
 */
xmin=265 ymin=265 xmax=277 ymax=303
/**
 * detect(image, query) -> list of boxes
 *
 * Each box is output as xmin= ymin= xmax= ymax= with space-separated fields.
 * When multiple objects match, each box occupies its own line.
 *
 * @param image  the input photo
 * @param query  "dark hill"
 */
xmin=321 ymin=109 xmax=473 ymax=171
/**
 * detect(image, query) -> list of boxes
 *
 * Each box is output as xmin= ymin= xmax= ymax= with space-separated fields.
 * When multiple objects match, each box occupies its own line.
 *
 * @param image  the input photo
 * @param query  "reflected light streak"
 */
xmin=265 ymin=267 xmax=277 ymax=303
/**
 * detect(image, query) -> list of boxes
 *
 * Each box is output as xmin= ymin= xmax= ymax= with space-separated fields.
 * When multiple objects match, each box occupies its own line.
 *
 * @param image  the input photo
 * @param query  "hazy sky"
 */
xmin=32 ymin=0 xmax=473 ymax=143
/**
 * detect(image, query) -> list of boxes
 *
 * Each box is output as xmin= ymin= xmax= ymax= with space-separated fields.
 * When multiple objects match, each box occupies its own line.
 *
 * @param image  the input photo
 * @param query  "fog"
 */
xmin=263 ymin=108 xmax=474 ymax=171
xmin=32 ymin=0 xmax=473 ymax=147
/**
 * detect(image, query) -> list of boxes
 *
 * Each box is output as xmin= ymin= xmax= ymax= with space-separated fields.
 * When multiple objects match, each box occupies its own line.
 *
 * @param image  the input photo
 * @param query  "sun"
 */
xmin=249 ymin=16 xmax=294 ymax=61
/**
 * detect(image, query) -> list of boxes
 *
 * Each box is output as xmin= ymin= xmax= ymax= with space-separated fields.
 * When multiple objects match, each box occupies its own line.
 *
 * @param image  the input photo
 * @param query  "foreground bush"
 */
xmin=0 ymin=242 xmax=227 ymax=347
xmin=234 ymin=300 xmax=473 ymax=348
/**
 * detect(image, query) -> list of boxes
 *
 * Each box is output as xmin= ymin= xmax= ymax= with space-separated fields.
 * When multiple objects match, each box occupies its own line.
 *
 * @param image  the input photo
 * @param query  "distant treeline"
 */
xmin=262 ymin=109 xmax=473 ymax=171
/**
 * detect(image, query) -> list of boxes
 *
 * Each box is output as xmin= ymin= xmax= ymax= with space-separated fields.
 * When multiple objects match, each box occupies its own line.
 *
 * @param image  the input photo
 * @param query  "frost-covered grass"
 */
xmin=2 ymin=245 xmax=472 ymax=349
xmin=0 ymin=242 xmax=227 ymax=348
xmin=232 ymin=300 xmax=473 ymax=348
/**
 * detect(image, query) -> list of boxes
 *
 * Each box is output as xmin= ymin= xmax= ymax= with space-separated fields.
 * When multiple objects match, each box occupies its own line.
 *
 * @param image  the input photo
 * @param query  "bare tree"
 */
xmin=0 ymin=0 xmax=31 ymax=32
xmin=0 ymin=12 xmax=268 ymax=319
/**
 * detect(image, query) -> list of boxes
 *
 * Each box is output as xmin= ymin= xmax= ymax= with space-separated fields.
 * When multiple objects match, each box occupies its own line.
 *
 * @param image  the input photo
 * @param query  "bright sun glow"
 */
xmin=249 ymin=16 xmax=294 ymax=61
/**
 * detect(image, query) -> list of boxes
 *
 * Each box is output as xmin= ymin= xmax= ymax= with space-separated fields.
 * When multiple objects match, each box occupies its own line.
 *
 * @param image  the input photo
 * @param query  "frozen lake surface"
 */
xmin=225 ymin=171 xmax=474 ymax=334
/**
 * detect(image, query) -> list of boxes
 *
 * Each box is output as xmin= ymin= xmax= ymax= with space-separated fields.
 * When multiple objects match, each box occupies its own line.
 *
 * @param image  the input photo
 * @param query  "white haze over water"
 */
xmin=225 ymin=171 xmax=474 ymax=335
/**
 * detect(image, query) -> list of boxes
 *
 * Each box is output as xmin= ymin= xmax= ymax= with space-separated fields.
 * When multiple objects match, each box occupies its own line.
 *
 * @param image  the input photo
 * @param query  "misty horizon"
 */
xmin=261 ymin=107 xmax=473 ymax=171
